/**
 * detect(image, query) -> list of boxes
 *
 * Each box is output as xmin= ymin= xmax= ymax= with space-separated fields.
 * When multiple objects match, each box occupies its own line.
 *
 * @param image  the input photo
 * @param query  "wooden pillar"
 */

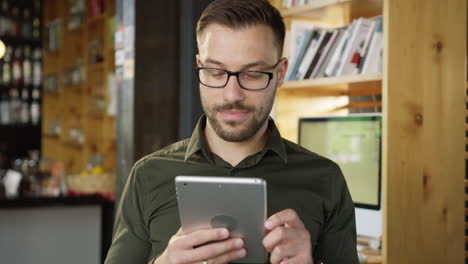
xmin=383 ymin=0 xmax=466 ymax=263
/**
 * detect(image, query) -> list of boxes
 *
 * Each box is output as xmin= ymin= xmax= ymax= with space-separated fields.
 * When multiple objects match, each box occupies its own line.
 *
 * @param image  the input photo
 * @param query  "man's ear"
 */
xmin=277 ymin=58 xmax=289 ymax=87
xmin=196 ymin=54 xmax=200 ymax=66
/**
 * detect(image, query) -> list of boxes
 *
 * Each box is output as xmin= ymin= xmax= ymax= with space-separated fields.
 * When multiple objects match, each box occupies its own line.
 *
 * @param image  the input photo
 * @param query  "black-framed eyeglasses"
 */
xmin=194 ymin=60 xmax=282 ymax=91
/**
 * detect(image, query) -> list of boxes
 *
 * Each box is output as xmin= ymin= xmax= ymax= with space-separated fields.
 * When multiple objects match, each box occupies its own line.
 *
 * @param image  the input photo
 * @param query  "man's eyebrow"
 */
xmin=203 ymin=58 xmax=272 ymax=70
xmin=204 ymin=58 xmax=225 ymax=66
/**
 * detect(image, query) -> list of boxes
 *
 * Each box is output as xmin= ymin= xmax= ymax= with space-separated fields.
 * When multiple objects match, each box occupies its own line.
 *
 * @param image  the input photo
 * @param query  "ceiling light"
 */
xmin=0 ymin=40 xmax=5 ymax=59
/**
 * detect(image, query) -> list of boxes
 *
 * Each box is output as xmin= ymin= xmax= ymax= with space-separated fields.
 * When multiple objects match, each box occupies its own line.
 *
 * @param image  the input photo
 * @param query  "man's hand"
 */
xmin=154 ymin=228 xmax=246 ymax=264
xmin=263 ymin=209 xmax=313 ymax=264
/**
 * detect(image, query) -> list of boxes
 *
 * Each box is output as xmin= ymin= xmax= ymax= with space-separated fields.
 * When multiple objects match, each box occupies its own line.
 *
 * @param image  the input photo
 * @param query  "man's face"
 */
xmin=197 ymin=23 xmax=288 ymax=142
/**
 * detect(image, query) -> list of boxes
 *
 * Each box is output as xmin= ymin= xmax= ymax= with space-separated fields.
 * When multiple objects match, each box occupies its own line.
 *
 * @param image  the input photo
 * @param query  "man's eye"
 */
xmin=209 ymin=70 xmax=226 ymax=77
xmin=244 ymin=72 xmax=263 ymax=78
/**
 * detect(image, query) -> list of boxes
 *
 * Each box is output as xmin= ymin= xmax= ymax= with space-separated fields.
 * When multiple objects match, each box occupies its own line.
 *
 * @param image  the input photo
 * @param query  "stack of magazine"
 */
xmin=282 ymin=0 xmax=313 ymax=8
xmin=285 ymin=16 xmax=383 ymax=82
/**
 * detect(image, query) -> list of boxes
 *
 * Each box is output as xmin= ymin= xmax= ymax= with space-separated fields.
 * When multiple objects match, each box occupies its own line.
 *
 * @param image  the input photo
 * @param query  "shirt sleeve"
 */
xmin=104 ymin=163 xmax=152 ymax=264
xmin=313 ymin=163 xmax=360 ymax=264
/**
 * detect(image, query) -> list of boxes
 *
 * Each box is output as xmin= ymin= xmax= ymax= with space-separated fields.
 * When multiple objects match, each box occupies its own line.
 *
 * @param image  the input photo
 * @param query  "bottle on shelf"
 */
xmin=23 ymin=46 xmax=32 ymax=86
xmin=9 ymin=87 xmax=20 ymax=124
xmin=20 ymin=87 xmax=30 ymax=124
xmin=22 ymin=8 xmax=33 ymax=38
xmin=0 ymin=86 xmax=9 ymax=125
xmin=12 ymin=46 xmax=23 ymax=86
xmin=32 ymin=47 xmax=41 ymax=87
xmin=0 ymin=51 xmax=3 ymax=86
xmin=2 ymin=45 xmax=12 ymax=85
xmin=18 ymin=158 xmax=40 ymax=198
xmin=32 ymin=0 xmax=41 ymax=39
xmin=0 ymin=0 xmax=11 ymax=36
xmin=10 ymin=6 xmax=21 ymax=37
xmin=30 ymin=87 xmax=40 ymax=125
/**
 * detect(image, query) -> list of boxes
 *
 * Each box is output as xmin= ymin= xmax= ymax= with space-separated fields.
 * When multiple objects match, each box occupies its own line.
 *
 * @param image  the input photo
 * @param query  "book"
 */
xmin=305 ymin=30 xmax=333 ymax=79
xmin=336 ymin=17 xmax=376 ymax=76
xmin=323 ymin=23 xmax=353 ymax=77
xmin=356 ymin=19 xmax=378 ymax=72
xmin=286 ymin=20 xmax=318 ymax=61
xmin=310 ymin=29 xmax=340 ymax=79
xmin=285 ymin=28 xmax=315 ymax=81
xmin=361 ymin=17 xmax=383 ymax=74
xmin=294 ymin=29 xmax=323 ymax=80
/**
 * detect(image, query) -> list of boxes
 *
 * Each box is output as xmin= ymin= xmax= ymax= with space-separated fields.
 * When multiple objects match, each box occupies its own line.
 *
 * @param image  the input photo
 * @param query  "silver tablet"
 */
xmin=175 ymin=176 xmax=267 ymax=264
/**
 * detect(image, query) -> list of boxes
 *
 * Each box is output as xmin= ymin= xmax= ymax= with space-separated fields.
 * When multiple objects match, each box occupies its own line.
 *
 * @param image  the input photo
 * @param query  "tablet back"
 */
xmin=175 ymin=176 xmax=267 ymax=263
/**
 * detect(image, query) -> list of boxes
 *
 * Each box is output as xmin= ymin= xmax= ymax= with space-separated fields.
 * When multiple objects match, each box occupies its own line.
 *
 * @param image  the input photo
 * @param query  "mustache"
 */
xmin=213 ymin=102 xmax=255 ymax=112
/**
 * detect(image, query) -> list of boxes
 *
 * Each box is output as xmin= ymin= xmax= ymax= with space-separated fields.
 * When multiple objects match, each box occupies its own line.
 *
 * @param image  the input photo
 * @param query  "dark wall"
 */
xmin=134 ymin=0 xmax=180 ymax=158
xmin=115 ymin=0 xmax=214 ymax=201
xmin=178 ymin=0 xmax=214 ymax=140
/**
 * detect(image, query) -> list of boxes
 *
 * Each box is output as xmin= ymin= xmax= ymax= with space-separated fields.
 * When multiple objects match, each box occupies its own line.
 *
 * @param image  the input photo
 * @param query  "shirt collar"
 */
xmin=184 ymin=115 xmax=288 ymax=164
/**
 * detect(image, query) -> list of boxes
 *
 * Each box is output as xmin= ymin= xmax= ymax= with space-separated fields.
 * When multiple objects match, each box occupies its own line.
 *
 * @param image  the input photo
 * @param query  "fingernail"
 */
xmin=238 ymin=248 xmax=247 ymax=257
xmin=265 ymin=220 xmax=273 ymax=229
xmin=220 ymin=228 xmax=229 ymax=238
xmin=235 ymin=239 xmax=244 ymax=248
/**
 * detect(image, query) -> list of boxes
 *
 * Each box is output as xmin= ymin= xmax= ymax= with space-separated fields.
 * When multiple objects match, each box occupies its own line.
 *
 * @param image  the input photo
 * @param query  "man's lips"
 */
xmin=220 ymin=110 xmax=249 ymax=121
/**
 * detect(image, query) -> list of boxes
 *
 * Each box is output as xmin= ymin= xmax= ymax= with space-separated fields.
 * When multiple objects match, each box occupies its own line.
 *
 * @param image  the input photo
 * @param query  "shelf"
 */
xmin=0 ymin=124 xmax=41 ymax=129
xmin=88 ymin=112 xmax=112 ymax=120
xmin=281 ymin=72 xmax=382 ymax=92
xmin=64 ymin=140 xmax=85 ymax=148
xmin=43 ymin=133 xmax=61 ymax=139
xmin=44 ymin=91 xmax=61 ymax=97
xmin=88 ymin=63 xmax=105 ymax=72
xmin=346 ymin=101 xmax=381 ymax=109
xmin=0 ymin=35 xmax=41 ymax=46
xmin=0 ymin=194 xmax=113 ymax=209
xmin=280 ymin=0 xmax=382 ymax=18
xmin=63 ymin=84 xmax=84 ymax=92
xmin=44 ymin=50 xmax=61 ymax=59
xmin=87 ymin=13 xmax=106 ymax=25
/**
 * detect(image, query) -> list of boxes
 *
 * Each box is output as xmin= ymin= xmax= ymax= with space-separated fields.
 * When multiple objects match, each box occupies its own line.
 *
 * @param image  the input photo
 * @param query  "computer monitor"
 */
xmin=298 ymin=114 xmax=382 ymax=238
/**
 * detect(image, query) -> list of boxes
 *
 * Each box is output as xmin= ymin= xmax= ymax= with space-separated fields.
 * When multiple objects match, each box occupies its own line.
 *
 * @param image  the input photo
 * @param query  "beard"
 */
xmin=202 ymin=95 xmax=275 ymax=142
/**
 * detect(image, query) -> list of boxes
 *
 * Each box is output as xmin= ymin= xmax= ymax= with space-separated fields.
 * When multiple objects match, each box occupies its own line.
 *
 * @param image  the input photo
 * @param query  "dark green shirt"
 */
xmin=105 ymin=116 xmax=359 ymax=264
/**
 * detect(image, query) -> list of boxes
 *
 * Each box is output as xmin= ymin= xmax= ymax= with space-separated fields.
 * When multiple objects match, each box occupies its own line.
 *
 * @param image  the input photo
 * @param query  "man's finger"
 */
xmin=263 ymin=226 xmax=300 ymax=251
xmin=212 ymin=248 xmax=247 ymax=264
xmin=279 ymin=254 xmax=311 ymax=264
xmin=269 ymin=242 xmax=298 ymax=264
xmin=265 ymin=209 xmax=305 ymax=230
xmin=178 ymin=228 xmax=230 ymax=249
xmin=190 ymin=238 xmax=245 ymax=263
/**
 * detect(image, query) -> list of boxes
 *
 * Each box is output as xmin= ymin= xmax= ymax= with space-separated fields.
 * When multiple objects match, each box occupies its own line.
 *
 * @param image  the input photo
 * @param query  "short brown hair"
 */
xmin=196 ymin=0 xmax=286 ymax=57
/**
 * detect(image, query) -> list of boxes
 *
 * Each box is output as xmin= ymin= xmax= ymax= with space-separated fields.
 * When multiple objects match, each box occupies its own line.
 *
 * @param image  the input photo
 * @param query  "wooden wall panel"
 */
xmin=383 ymin=0 xmax=466 ymax=263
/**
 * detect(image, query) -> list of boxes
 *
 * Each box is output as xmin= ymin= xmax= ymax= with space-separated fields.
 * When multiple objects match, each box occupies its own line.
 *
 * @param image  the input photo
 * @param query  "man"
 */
xmin=105 ymin=0 xmax=359 ymax=263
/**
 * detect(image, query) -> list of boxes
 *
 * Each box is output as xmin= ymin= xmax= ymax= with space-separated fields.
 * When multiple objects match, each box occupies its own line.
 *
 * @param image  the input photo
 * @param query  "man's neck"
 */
xmin=204 ymin=120 xmax=269 ymax=167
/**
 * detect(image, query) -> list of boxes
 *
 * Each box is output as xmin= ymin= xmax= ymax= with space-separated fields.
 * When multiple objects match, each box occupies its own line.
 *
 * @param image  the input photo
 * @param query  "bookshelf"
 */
xmin=280 ymin=72 xmax=382 ymax=90
xmin=272 ymin=0 xmax=466 ymax=263
xmin=42 ymin=0 xmax=116 ymax=178
xmin=280 ymin=0 xmax=382 ymax=19
xmin=273 ymin=0 xmax=384 ymax=142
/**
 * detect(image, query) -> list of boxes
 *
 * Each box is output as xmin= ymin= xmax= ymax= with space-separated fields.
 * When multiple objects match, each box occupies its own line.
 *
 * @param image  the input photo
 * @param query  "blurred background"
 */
xmin=0 ymin=0 xmax=465 ymax=264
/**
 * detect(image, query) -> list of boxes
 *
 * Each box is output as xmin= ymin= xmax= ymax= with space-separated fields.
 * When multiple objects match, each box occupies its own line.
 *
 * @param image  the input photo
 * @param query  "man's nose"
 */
xmin=223 ymin=75 xmax=245 ymax=103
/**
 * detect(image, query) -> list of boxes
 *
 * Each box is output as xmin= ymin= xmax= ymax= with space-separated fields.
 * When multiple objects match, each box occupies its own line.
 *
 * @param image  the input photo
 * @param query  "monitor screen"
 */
xmin=298 ymin=114 xmax=382 ymax=210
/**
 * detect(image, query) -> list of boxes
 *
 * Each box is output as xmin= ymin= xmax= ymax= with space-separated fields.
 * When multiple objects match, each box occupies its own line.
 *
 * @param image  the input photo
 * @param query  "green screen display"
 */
xmin=299 ymin=115 xmax=381 ymax=208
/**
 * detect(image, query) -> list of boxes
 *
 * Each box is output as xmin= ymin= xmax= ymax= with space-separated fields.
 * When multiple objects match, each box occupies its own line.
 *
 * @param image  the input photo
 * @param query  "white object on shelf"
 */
xmin=3 ymin=170 xmax=22 ymax=198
